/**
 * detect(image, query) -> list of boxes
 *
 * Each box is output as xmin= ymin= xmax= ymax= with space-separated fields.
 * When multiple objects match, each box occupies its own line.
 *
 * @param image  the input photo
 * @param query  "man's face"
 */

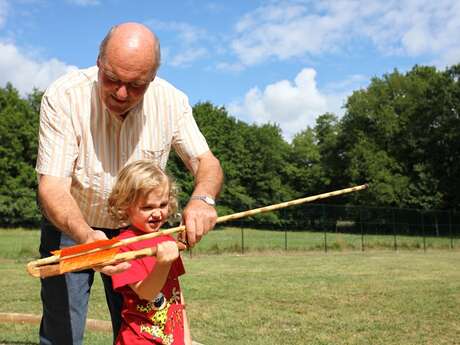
xmin=97 ymin=58 xmax=155 ymax=116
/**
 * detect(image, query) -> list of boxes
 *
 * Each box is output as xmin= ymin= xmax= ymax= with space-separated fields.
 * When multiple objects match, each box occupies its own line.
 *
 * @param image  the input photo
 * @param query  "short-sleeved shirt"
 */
xmin=112 ymin=228 xmax=186 ymax=345
xmin=36 ymin=66 xmax=209 ymax=228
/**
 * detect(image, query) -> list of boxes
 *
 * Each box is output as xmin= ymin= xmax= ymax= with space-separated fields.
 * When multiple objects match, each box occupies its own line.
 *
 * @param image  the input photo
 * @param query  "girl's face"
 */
xmin=127 ymin=183 xmax=170 ymax=233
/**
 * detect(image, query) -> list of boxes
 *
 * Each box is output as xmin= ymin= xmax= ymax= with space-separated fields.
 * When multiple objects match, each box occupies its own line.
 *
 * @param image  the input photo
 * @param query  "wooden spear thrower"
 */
xmin=27 ymin=184 xmax=368 ymax=278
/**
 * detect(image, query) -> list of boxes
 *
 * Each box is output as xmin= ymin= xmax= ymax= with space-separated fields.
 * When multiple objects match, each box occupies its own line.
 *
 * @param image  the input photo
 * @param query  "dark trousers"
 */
xmin=38 ymin=218 xmax=123 ymax=345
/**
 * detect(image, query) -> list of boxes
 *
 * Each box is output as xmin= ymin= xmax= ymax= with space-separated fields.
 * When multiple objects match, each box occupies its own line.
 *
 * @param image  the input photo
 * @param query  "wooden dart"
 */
xmin=27 ymin=184 xmax=368 ymax=278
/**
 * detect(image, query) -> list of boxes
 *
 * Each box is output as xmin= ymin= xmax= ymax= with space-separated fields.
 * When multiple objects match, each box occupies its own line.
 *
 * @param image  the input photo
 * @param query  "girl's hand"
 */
xmin=155 ymin=241 xmax=179 ymax=264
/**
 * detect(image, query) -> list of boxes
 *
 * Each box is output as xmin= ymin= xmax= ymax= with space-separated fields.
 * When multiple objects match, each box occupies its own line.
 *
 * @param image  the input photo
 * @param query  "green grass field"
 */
xmin=190 ymin=226 xmax=456 ymax=254
xmin=0 ymin=228 xmax=459 ymax=344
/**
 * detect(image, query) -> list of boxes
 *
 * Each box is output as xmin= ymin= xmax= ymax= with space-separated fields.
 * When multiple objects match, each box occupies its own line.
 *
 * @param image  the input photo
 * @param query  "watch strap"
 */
xmin=190 ymin=195 xmax=216 ymax=206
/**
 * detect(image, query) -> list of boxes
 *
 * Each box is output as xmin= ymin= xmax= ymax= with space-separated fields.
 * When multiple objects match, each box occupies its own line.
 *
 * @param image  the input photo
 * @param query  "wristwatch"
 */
xmin=190 ymin=195 xmax=216 ymax=206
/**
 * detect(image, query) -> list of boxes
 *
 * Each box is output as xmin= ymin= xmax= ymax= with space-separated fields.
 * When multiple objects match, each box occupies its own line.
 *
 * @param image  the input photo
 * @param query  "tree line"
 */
xmin=1 ymin=63 xmax=459 ymax=228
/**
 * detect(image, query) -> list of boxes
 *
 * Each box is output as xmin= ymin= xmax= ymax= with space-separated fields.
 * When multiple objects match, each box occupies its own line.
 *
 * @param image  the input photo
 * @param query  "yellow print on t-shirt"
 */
xmin=136 ymin=289 xmax=182 ymax=344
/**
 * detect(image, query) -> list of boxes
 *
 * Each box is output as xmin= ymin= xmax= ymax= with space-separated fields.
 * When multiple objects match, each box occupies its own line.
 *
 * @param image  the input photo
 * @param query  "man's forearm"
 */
xmin=38 ymin=175 xmax=94 ymax=244
xmin=192 ymin=151 xmax=223 ymax=198
xmin=180 ymin=150 xmax=223 ymax=245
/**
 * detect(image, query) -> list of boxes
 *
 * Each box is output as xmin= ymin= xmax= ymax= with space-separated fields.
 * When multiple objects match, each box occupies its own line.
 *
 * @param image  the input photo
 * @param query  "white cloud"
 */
xmin=170 ymin=47 xmax=207 ymax=67
xmin=66 ymin=0 xmax=100 ymax=6
xmin=230 ymin=0 xmax=460 ymax=68
xmin=228 ymin=68 xmax=324 ymax=140
xmin=215 ymin=61 xmax=245 ymax=72
xmin=0 ymin=42 xmax=77 ymax=95
xmin=146 ymin=19 xmax=209 ymax=67
xmin=228 ymin=68 xmax=367 ymax=141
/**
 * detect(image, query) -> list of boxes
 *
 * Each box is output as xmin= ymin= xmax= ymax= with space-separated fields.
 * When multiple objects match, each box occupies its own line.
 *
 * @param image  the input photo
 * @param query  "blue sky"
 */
xmin=1 ymin=0 xmax=459 ymax=140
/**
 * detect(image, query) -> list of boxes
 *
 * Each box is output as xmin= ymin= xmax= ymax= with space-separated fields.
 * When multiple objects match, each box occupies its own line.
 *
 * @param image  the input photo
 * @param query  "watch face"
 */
xmin=204 ymin=196 xmax=215 ymax=206
xmin=192 ymin=195 xmax=215 ymax=206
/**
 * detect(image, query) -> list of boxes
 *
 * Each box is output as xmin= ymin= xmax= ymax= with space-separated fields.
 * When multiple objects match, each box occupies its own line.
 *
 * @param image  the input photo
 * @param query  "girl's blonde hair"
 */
xmin=108 ymin=160 xmax=178 ymax=223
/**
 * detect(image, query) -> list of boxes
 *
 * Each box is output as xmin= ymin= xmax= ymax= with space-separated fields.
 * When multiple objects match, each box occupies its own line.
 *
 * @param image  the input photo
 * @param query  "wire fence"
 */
xmin=189 ymin=204 xmax=460 ymax=255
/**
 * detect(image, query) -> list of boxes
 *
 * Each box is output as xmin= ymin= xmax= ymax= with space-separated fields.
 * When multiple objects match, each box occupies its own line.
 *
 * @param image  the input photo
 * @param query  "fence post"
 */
xmin=360 ymin=208 xmax=364 ymax=252
xmin=421 ymin=212 xmax=426 ymax=252
xmin=241 ymin=228 xmax=245 ymax=255
xmin=392 ymin=208 xmax=397 ymax=251
xmin=449 ymin=210 xmax=453 ymax=249
xmin=322 ymin=205 xmax=327 ymax=253
xmin=285 ymin=229 xmax=288 ymax=251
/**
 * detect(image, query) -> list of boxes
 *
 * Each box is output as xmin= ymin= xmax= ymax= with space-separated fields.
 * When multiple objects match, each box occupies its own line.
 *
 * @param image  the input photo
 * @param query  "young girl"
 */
xmin=108 ymin=159 xmax=191 ymax=345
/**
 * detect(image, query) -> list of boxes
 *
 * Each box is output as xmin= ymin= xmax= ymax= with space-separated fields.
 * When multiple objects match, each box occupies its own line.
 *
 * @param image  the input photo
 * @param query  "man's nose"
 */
xmin=115 ymin=84 xmax=128 ymax=100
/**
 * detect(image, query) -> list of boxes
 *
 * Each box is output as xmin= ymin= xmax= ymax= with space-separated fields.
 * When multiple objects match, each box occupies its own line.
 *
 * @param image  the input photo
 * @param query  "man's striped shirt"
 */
xmin=36 ymin=66 xmax=209 ymax=229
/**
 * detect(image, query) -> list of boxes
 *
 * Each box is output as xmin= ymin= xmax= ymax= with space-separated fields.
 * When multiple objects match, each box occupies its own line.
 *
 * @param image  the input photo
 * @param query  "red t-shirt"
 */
xmin=112 ymin=228 xmax=186 ymax=345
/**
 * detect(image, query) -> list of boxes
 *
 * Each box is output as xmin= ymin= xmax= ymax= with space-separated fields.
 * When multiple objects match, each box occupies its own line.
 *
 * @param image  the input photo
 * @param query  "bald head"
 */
xmin=97 ymin=23 xmax=161 ymax=116
xmin=99 ymin=22 xmax=161 ymax=73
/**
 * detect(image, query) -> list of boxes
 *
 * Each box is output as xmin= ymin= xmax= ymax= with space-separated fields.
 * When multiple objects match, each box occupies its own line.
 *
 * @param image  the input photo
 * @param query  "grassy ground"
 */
xmin=0 ymin=229 xmax=459 ymax=344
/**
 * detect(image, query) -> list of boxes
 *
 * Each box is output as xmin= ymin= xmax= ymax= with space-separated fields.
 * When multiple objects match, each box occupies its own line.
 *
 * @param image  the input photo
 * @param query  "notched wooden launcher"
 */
xmin=27 ymin=184 xmax=368 ymax=278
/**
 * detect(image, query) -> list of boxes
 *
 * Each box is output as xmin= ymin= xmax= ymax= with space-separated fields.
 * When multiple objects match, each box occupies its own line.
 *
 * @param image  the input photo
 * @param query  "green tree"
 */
xmin=338 ymin=65 xmax=458 ymax=208
xmin=189 ymin=102 xmax=295 ymax=227
xmin=193 ymin=102 xmax=253 ymax=213
xmin=167 ymin=102 xmax=255 ymax=217
xmin=288 ymin=127 xmax=325 ymax=195
xmin=0 ymin=84 xmax=42 ymax=226
xmin=419 ymin=64 xmax=460 ymax=208
xmin=314 ymin=113 xmax=342 ymax=188
xmin=241 ymin=122 xmax=292 ymax=226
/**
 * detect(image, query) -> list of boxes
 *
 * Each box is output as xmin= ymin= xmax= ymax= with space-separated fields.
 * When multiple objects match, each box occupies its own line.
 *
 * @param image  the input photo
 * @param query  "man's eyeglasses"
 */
xmin=99 ymin=65 xmax=152 ymax=90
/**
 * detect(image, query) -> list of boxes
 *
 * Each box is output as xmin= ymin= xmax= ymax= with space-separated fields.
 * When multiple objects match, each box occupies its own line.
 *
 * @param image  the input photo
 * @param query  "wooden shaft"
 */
xmin=88 ymin=183 xmax=369 ymax=255
xmin=215 ymin=184 xmax=368 ymax=224
xmin=26 ymin=184 xmax=368 ymax=275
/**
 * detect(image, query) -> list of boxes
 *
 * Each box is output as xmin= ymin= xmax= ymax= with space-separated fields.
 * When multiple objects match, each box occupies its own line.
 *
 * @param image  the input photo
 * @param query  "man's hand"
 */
xmin=181 ymin=199 xmax=217 ymax=246
xmin=88 ymin=230 xmax=131 ymax=276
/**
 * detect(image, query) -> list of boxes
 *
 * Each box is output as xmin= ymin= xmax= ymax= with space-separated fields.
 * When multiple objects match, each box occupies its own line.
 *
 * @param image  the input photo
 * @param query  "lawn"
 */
xmin=190 ymin=226 xmax=456 ymax=254
xmin=0 ymin=228 xmax=459 ymax=344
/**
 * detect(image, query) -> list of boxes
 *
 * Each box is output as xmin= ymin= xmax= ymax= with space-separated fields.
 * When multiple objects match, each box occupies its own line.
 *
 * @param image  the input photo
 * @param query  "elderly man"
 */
xmin=36 ymin=22 xmax=223 ymax=345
